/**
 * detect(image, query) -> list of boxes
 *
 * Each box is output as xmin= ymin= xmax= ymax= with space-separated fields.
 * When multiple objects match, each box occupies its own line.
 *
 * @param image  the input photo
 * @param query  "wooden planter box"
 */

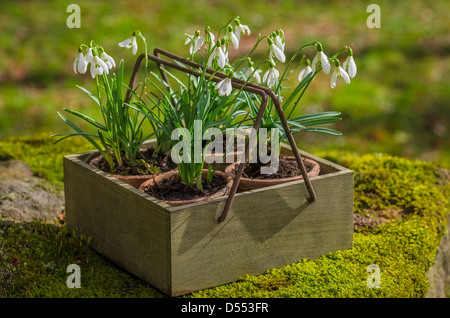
xmin=64 ymin=140 xmax=354 ymax=296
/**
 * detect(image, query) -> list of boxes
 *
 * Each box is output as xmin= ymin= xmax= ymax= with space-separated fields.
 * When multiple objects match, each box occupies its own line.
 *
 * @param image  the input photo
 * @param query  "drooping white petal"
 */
xmin=78 ymin=54 xmax=87 ymax=74
xmin=320 ymin=51 xmax=331 ymax=74
xmin=339 ymin=66 xmax=351 ymax=84
xmin=270 ymin=44 xmax=286 ymax=63
xmin=90 ymin=63 xmax=96 ymax=78
xmin=330 ymin=66 xmax=350 ymax=88
xmin=226 ymin=29 xmax=239 ymax=49
xmin=73 ymin=54 xmax=80 ymax=74
xmin=223 ymin=78 xmax=232 ymax=96
xmin=298 ymin=65 xmax=312 ymax=82
xmin=234 ymin=28 xmax=241 ymax=44
xmin=207 ymin=51 xmax=215 ymax=67
xmin=240 ymin=24 xmax=250 ymax=35
xmin=343 ymin=56 xmax=357 ymax=78
xmin=195 ymin=36 xmax=204 ymax=52
xmin=254 ymin=70 xmax=261 ymax=84
xmin=85 ymin=48 xmax=93 ymax=64
xmin=217 ymin=47 xmax=226 ymax=69
xmin=207 ymin=31 xmax=215 ymax=45
xmin=131 ymin=37 xmax=138 ymax=55
xmin=263 ymin=69 xmax=269 ymax=84
xmin=267 ymin=70 xmax=276 ymax=88
xmin=215 ymin=78 xmax=224 ymax=91
xmin=118 ymin=37 xmax=132 ymax=48
xmin=275 ymin=35 xmax=285 ymax=52
xmin=94 ymin=56 xmax=109 ymax=75
xmin=311 ymin=53 xmax=319 ymax=73
xmin=330 ymin=68 xmax=338 ymax=88
xmin=264 ymin=68 xmax=279 ymax=88
xmin=101 ymin=52 xmax=116 ymax=69
xmin=215 ymin=78 xmax=232 ymax=96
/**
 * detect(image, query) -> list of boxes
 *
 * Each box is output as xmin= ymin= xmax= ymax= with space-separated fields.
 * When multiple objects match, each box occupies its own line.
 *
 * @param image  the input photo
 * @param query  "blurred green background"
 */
xmin=0 ymin=0 xmax=449 ymax=167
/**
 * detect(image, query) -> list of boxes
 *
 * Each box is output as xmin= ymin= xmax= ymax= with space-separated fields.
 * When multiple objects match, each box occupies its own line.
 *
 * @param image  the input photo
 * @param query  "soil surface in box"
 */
xmin=143 ymin=173 xmax=227 ymax=201
xmin=241 ymin=156 xmax=315 ymax=179
xmin=91 ymin=148 xmax=176 ymax=176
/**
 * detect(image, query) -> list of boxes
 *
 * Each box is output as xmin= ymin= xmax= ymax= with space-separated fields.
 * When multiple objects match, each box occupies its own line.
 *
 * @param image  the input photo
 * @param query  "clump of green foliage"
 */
xmin=0 ymin=136 xmax=448 ymax=297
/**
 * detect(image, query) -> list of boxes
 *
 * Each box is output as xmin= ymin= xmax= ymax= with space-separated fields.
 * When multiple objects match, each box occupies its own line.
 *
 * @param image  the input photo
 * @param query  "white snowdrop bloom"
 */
xmin=118 ymin=35 xmax=138 ymax=55
xmin=215 ymin=77 xmax=233 ymax=96
xmin=185 ymin=31 xmax=204 ymax=54
xmin=245 ymin=66 xmax=262 ymax=84
xmin=269 ymin=40 xmax=286 ymax=64
xmin=298 ymin=65 xmax=312 ymax=82
xmin=342 ymin=55 xmax=357 ymax=78
xmin=263 ymin=66 xmax=279 ymax=88
xmin=274 ymin=34 xmax=285 ymax=52
xmin=225 ymin=25 xmax=240 ymax=49
xmin=233 ymin=22 xmax=250 ymax=44
xmin=198 ymin=26 xmax=215 ymax=48
xmin=330 ymin=65 xmax=350 ymax=89
xmin=84 ymin=48 xmax=94 ymax=64
xmin=101 ymin=51 xmax=116 ymax=70
xmin=73 ymin=50 xmax=87 ymax=74
xmin=90 ymin=55 xmax=109 ymax=78
xmin=207 ymin=43 xmax=227 ymax=69
xmin=311 ymin=50 xmax=331 ymax=74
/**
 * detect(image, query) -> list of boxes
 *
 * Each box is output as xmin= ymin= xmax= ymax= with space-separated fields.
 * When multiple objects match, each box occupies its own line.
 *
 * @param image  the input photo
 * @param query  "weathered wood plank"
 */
xmin=64 ymin=139 xmax=354 ymax=296
xmin=169 ymin=169 xmax=353 ymax=295
xmin=64 ymin=154 xmax=172 ymax=295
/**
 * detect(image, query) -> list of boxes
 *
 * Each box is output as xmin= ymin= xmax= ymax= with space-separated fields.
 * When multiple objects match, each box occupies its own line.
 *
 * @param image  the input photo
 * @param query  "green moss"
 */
xmin=0 ymin=136 xmax=448 ymax=298
xmin=0 ymin=133 xmax=91 ymax=188
xmin=190 ymin=152 xmax=449 ymax=298
xmin=0 ymin=217 xmax=164 ymax=297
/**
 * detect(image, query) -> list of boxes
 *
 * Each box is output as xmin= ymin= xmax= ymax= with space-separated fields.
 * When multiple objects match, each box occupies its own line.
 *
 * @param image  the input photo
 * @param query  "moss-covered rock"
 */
xmin=0 ymin=135 xmax=448 ymax=298
xmin=0 ymin=133 xmax=91 ymax=188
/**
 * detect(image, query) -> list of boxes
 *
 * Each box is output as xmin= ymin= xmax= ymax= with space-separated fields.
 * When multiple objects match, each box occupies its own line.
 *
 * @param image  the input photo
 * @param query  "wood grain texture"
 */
xmin=64 ymin=152 xmax=173 ymax=295
xmin=64 ymin=139 xmax=354 ymax=296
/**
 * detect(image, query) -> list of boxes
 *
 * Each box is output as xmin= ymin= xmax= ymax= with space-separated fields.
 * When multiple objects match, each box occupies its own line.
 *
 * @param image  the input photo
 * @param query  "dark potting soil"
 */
xmin=143 ymin=174 xmax=227 ymax=201
xmin=241 ymin=156 xmax=315 ymax=179
xmin=92 ymin=148 xmax=177 ymax=176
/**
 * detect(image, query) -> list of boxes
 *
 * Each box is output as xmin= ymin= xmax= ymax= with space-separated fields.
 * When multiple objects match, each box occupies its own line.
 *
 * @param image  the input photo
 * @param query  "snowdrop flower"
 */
xmin=84 ymin=47 xmax=94 ymax=64
xmin=273 ymin=29 xmax=285 ymax=52
xmin=225 ymin=25 xmax=240 ymax=49
xmin=199 ymin=26 xmax=215 ymax=48
xmin=330 ymin=60 xmax=350 ymax=89
xmin=298 ymin=65 xmax=313 ymax=82
xmin=118 ymin=32 xmax=138 ymax=55
xmin=207 ymin=39 xmax=227 ymax=69
xmin=311 ymin=43 xmax=331 ymax=74
xmin=90 ymin=54 xmax=110 ymax=78
xmin=73 ymin=48 xmax=87 ymax=74
xmin=185 ymin=30 xmax=204 ymax=54
xmin=263 ymin=62 xmax=279 ymax=88
xmin=215 ymin=76 xmax=233 ymax=96
xmin=233 ymin=19 xmax=250 ymax=44
xmin=244 ymin=59 xmax=261 ymax=84
xmin=100 ymin=49 xmax=116 ymax=70
xmin=342 ymin=47 xmax=357 ymax=78
xmin=268 ymin=38 xmax=285 ymax=64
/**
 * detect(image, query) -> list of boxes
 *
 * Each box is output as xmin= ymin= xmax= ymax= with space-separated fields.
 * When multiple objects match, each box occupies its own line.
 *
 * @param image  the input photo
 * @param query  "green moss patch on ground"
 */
xmin=0 ymin=133 xmax=91 ymax=188
xmin=0 ymin=135 xmax=449 ymax=298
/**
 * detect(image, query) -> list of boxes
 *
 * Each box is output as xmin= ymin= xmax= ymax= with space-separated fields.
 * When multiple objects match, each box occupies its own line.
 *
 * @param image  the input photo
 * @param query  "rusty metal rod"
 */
xmin=124 ymin=50 xmax=316 ymax=224
xmin=152 ymin=48 xmax=317 ymax=204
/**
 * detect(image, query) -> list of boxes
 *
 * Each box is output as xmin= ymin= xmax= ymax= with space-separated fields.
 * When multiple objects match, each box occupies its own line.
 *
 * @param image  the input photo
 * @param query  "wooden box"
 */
xmin=64 ymin=140 xmax=354 ymax=296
